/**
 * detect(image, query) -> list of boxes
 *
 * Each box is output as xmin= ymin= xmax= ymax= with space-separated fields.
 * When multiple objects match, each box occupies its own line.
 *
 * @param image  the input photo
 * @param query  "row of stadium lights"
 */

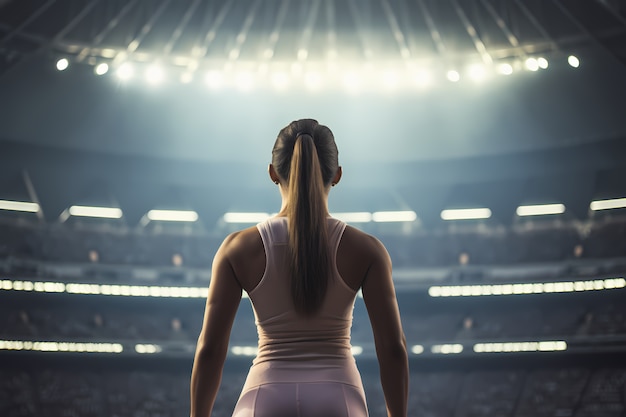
xmin=53 ymin=54 xmax=582 ymax=92
xmin=2 ymin=277 xmax=624 ymax=299
xmin=2 ymin=198 xmax=626 ymax=223
xmin=0 ymin=339 xmax=567 ymax=355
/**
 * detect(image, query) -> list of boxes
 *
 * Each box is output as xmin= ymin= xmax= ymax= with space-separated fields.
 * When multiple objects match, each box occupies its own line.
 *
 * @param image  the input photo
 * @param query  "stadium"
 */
xmin=1 ymin=0 xmax=626 ymax=416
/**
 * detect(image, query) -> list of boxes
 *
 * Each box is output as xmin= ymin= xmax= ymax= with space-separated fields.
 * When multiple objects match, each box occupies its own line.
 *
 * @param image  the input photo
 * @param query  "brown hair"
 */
xmin=272 ymin=119 xmax=339 ymax=315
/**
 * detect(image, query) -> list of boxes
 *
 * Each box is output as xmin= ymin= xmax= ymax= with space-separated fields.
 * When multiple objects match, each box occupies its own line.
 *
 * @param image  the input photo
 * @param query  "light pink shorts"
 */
xmin=232 ymin=382 xmax=368 ymax=417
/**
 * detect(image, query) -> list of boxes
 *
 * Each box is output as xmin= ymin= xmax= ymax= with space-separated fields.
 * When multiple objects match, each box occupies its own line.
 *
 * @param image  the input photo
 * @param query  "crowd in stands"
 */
xmin=0 ymin=216 xmax=625 ymax=271
xmin=1 ymin=366 xmax=624 ymax=417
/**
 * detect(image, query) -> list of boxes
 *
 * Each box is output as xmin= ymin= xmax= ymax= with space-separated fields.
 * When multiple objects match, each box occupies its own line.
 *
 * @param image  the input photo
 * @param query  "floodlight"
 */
xmin=446 ymin=70 xmax=460 ymax=82
xmin=223 ymin=212 xmax=270 ymax=223
xmin=525 ymin=58 xmax=539 ymax=71
xmin=568 ymin=55 xmax=580 ymax=68
xmin=94 ymin=63 xmax=109 ymax=75
xmin=372 ymin=211 xmax=417 ymax=222
xmin=0 ymin=200 xmax=40 ymax=212
xmin=56 ymin=58 xmax=69 ymax=71
xmin=537 ymin=57 xmax=549 ymax=69
xmin=590 ymin=197 xmax=626 ymax=211
xmin=411 ymin=345 xmax=424 ymax=354
xmin=147 ymin=210 xmax=198 ymax=222
xmin=467 ymin=64 xmax=487 ymax=82
xmin=116 ymin=62 xmax=134 ymax=80
xmin=496 ymin=63 xmax=513 ymax=75
xmin=441 ymin=208 xmax=491 ymax=220
xmin=331 ymin=212 xmax=372 ymax=223
xmin=68 ymin=205 xmax=123 ymax=219
xmin=516 ymin=203 xmax=565 ymax=216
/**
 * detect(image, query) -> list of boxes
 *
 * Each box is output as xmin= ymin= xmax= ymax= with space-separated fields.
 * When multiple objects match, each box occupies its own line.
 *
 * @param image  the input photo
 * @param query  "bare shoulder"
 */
xmin=217 ymin=226 xmax=265 ymax=292
xmin=337 ymin=225 xmax=391 ymax=290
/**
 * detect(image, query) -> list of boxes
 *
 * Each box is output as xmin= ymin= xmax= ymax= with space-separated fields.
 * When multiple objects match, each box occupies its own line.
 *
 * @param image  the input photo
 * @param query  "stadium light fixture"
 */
xmin=431 ymin=344 xmax=463 ymax=354
xmin=331 ymin=212 xmax=372 ymax=223
xmin=94 ymin=63 xmax=109 ymax=76
xmin=590 ymin=197 xmax=626 ymax=211
xmin=68 ymin=205 xmax=123 ymax=219
xmin=473 ymin=340 xmax=566 ymax=353
xmin=147 ymin=209 xmax=198 ymax=222
xmin=537 ymin=57 xmax=549 ymax=69
xmin=496 ymin=63 xmax=513 ymax=75
xmin=0 ymin=340 xmax=123 ymax=354
xmin=411 ymin=345 xmax=424 ymax=355
xmin=223 ymin=212 xmax=270 ymax=223
xmin=440 ymin=208 xmax=491 ymax=220
xmin=56 ymin=58 xmax=69 ymax=71
xmin=446 ymin=70 xmax=460 ymax=82
xmin=231 ymin=346 xmax=258 ymax=356
xmin=351 ymin=346 xmax=363 ymax=356
xmin=0 ymin=200 xmax=40 ymax=213
xmin=372 ymin=211 xmax=417 ymax=222
xmin=516 ymin=203 xmax=565 ymax=217
xmin=525 ymin=57 xmax=539 ymax=71
xmin=568 ymin=55 xmax=580 ymax=68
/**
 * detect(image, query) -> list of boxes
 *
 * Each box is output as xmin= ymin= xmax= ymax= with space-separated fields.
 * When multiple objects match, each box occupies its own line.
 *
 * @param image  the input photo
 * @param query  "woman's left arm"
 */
xmin=190 ymin=234 xmax=243 ymax=417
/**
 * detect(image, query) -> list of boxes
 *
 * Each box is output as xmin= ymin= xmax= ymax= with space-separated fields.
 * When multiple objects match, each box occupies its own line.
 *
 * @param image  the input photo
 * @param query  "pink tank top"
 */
xmin=240 ymin=216 xmax=363 ymax=393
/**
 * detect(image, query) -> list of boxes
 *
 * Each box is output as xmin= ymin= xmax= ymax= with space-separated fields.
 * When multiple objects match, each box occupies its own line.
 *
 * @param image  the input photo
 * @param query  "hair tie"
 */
xmin=295 ymin=131 xmax=311 ymax=140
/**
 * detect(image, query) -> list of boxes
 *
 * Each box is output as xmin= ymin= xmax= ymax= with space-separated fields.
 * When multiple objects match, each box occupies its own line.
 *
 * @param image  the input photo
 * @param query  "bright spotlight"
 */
xmin=568 ymin=55 xmax=580 ymax=68
xmin=56 ymin=58 xmax=69 ymax=71
xmin=235 ymin=71 xmax=254 ymax=91
xmin=467 ymin=64 xmax=487 ymax=82
xmin=304 ymin=71 xmax=322 ymax=90
xmin=146 ymin=65 xmax=164 ymax=84
xmin=205 ymin=71 xmax=223 ymax=89
xmin=94 ymin=63 xmax=109 ymax=75
xmin=271 ymin=72 xmax=290 ymax=90
xmin=525 ymin=58 xmax=539 ymax=71
xmin=116 ymin=63 xmax=134 ymax=80
xmin=446 ymin=70 xmax=460 ymax=82
xmin=537 ymin=57 xmax=549 ymax=69
xmin=496 ymin=63 xmax=513 ymax=75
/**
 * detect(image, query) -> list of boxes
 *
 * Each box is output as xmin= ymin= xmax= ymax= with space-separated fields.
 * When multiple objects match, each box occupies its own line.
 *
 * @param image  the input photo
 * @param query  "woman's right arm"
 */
xmin=361 ymin=237 xmax=409 ymax=417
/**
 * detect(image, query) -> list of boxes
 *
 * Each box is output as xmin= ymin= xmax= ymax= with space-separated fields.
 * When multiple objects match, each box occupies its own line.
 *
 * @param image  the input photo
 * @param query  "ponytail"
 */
xmin=287 ymin=134 xmax=330 ymax=315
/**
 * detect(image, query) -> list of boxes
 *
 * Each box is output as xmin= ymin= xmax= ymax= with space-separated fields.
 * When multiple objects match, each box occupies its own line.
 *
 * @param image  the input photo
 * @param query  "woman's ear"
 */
xmin=332 ymin=166 xmax=343 ymax=186
xmin=268 ymin=164 xmax=280 ymax=184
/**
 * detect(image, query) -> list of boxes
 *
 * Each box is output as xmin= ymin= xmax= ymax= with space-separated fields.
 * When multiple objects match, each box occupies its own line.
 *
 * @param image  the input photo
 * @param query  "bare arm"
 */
xmin=361 ymin=238 xmax=409 ymax=417
xmin=190 ymin=234 xmax=242 ymax=417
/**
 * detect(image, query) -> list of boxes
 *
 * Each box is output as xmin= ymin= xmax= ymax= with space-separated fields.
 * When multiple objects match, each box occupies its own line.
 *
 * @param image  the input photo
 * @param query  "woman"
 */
xmin=190 ymin=119 xmax=408 ymax=417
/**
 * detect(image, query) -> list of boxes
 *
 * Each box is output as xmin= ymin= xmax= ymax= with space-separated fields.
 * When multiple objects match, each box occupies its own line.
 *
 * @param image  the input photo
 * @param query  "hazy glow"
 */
xmin=372 ymin=210 xmax=417 ymax=222
xmin=440 ymin=208 xmax=491 ymax=220
xmin=56 ymin=58 xmax=69 ymax=71
xmin=467 ymin=64 xmax=487 ymax=82
xmin=180 ymin=72 xmax=193 ymax=84
xmin=146 ymin=65 xmax=165 ymax=84
xmin=537 ymin=57 xmax=549 ymax=69
xmin=0 ymin=200 xmax=40 ymax=212
xmin=235 ymin=72 xmax=254 ymax=91
xmin=94 ymin=63 xmax=109 ymax=75
xmin=68 ymin=205 xmax=123 ymax=219
xmin=381 ymin=70 xmax=399 ymax=89
xmin=516 ymin=203 xmax=565 ymax=217
xmin=223 ymin=212 xmax=270 ymax=223
xmin=331 ymin=212 xmax=372 ymax=223
xmin=568 ymin=55 xmax=580 ymax=68
xmin=304 ymin=71 xmax=322 ymax=90
xmin=446 ymin=70 xmax=460 ymax=82
xmin=428 ymin=278 xmax=626 ymax=297
xmin=116 ymin=62 xmax=134 ymax=80
xmin=525 ymin=57 xmax=539 ymax=71
xmin=342 ymin=71 xmax=361 ymax=92
xmin=412 ymin=69 xmax=432 ymax=87
xmin=297 ymin=49 xmax=308 ymax=60
xmin=351 ymin=346 xmax=363 ymax=356
xmin=590 ymin=197 xmax=626 ymax=211
xmin=147 ymin=209 xmax=198 ymax=222
xmin=205 ymin=71 xmax=223 ymax=89
xmin=474 ymin=340 xmax=567 ymax=353
xmin=271 ymin=72 xmax=290 ymax=90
